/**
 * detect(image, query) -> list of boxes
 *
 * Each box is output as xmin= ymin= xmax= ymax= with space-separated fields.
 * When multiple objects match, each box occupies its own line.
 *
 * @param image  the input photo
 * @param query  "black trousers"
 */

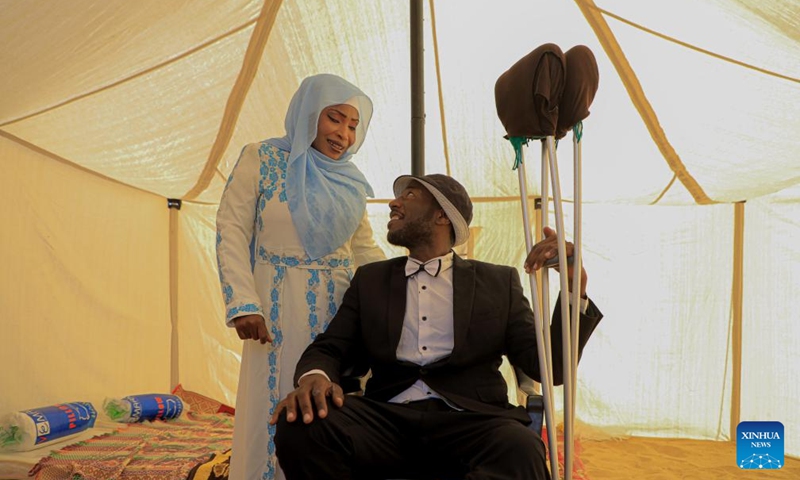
xmin=275 ymin=396 xmax=549 ymax=480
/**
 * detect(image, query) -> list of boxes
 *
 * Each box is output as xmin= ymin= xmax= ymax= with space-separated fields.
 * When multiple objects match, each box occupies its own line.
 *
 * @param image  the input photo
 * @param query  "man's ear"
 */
xmin=434 ymin=209 xmax=451 ymax=226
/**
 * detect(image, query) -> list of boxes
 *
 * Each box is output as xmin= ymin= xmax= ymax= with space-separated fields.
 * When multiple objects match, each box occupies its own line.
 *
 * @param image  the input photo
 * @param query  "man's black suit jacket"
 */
xmin=293 ymin=254 xmax=603 ymax=424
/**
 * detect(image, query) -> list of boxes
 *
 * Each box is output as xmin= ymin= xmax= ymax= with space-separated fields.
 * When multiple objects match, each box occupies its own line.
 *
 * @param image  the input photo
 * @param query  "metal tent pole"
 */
xmin=410 ymin=0 xmax=425 ymax=176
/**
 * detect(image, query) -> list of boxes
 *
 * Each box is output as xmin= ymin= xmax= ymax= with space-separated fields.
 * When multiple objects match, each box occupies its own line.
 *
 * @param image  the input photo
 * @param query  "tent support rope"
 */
xmin=0 ymin=130 xmax=159 ymax=197
xmin=594 ymin=7 xmax=799 ymax=84
xmin=573 ymin=0 xmax=714 ymax=205
xmin=184 ymin=0 xmax=284 ymax=200
xmin=0 ymin=19 xmax=260 ymax=129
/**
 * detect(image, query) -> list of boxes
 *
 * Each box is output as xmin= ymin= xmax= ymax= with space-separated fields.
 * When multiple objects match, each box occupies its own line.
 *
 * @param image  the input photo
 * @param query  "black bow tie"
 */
xmin=405 ymin=258 xmax=442 ymax=277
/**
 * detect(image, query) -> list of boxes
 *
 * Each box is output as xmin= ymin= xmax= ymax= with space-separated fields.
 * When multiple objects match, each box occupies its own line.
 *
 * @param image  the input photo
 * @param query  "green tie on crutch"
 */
xmin=495 ymin=43 xmax=599 ymax=480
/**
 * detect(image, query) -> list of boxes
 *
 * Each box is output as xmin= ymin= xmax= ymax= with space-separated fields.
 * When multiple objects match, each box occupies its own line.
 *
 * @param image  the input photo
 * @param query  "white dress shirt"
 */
xmin=389 ymin=252 xmax=456 ymax=404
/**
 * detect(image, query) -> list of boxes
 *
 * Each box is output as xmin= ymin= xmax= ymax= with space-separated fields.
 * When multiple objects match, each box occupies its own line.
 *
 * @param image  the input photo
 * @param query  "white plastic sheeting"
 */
xmin=1 ymin=0 xmax=798 ymax=456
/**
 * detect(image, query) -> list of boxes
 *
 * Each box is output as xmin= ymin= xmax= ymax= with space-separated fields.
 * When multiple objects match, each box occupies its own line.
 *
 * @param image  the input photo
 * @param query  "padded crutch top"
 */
xmin=557 ymin=45 xmax=600 ymax=139
xmin=494 ymin=43 xmax=599 ymax=139
xmin=494 ymin=43 xmax=566 ymax=138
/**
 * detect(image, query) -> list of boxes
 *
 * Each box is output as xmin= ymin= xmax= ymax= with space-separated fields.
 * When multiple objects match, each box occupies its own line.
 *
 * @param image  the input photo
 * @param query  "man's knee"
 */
xmin=489 ymin=423 xmax=548 ymax=474
xmin=504 ymin=425 xmax=547 ymax=457
xmin=274 ymin=414 xmax=309 ymax=463
xmin=274 ymin=406 xmax=350 ymax=462
xmin=274 ymin=407 xmax=358 ymax=478
xmin=500 ymin=428 xmax=544 ymax=453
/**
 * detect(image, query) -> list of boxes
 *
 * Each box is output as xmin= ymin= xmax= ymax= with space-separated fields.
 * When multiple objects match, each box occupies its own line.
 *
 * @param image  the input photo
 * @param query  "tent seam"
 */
xmin=184 ymin=0 xmax=284 ymax=201
xmin=367 ymin=195 xmax=568 ymax=204
xmin=574 ymin=0 xmax=715 ymax=205
xmin=650 ymin=173 xmax=678 ymax=205
xmin=596 ymin=7 xmax=799 ymax=84
xmin=0 ymin=129 xmax=163 ymax=198
xmin=0 ymin=19 xmax=260 ymax=129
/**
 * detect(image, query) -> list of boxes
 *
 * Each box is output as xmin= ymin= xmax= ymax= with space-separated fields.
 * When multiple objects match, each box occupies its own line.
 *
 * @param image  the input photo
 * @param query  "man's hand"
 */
xmin=524 ymin=226 xmax=588 ymax=298
xmin=233 ymin=314 xmax=272 ymax=344
xmin=269 ymin=373 xmax=345 ymax=425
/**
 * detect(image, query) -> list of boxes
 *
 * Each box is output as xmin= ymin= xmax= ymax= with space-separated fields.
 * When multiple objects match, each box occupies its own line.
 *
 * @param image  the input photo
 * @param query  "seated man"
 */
xmin=271 ymin=174 xmax=603 ymax=480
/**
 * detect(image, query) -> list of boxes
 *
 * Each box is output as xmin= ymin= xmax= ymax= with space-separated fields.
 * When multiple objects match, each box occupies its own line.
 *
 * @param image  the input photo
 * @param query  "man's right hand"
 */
xmin=233 ymin=314 xmax=271 ymax=344
xmin=269 ymin=373 xmax=345 ymax=425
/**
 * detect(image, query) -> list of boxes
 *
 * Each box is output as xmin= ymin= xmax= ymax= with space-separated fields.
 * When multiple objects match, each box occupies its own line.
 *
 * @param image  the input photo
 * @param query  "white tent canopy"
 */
xmin=2 ymin=0 xmax=798 ymax=456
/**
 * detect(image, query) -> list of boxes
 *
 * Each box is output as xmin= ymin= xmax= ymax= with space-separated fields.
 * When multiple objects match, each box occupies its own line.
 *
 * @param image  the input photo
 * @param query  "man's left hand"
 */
xmin=524 ymin=226 xmax=588 ymax=298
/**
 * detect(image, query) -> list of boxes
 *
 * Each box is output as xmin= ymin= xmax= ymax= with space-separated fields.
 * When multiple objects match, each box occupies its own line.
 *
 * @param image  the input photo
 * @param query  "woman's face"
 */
xmin=311 ymin=104 xmax=359 ymax=160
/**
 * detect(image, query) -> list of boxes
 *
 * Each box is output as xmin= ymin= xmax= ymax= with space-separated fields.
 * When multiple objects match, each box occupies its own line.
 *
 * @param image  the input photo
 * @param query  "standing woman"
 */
xmin=216 ymin=74 xmax=385 ymax=480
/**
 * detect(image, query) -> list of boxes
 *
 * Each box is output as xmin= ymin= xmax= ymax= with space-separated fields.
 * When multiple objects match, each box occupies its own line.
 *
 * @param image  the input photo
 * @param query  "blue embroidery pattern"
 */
xmin=216 ymin=229 xmax=236 ymax=307
xmin=325 ymin=270 xmax=337 ymax=330
xmin=216 ymin=229 xmax=228 ymax=290
xmin=257 ymin=248 xmax=352 ymax=269
xmin=216 ymin=147 xmax=240 ymax=299
xmin=258 ymin=144 xmax=288 ymax=203
xmin=256 ymin=191 xmax=266 ymax=234
xmin=307 ymin=270 xmax=321 ymax=341
xmin=226 ymin=303 xmax=260 ymax=321
xmin=265 ymin=265 xmax=285 ymax=480
xmin=255 ymin=145 xmax=288 ymax=234
xmin=225 ymin=163 xmax=235 ymax=188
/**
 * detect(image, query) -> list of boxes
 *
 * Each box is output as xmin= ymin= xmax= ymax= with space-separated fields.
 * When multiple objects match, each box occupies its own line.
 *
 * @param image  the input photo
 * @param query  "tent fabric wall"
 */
xmin=1 ymin=0 xmax=799 ymax=459
xmin=742 ymin=197 xmax=800 ymax=453
xmin=175 ymin=203 xmax=243 ymax=406
xmin=547 ymin=203 xmax=737 ymax=439
xmin=0 ymin=134 xmax=171 ymax=413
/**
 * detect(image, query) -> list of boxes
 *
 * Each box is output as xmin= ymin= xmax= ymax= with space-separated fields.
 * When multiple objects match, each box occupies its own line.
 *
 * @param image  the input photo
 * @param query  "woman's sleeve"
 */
xmin=350 ymin=211 xmax=386 ymax=267
xmin=215 ymin=143 xmax=265 ymax=327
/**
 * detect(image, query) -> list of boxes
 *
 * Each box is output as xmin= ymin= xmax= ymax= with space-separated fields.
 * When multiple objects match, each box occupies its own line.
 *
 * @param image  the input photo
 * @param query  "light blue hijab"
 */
xmin=266 ymin=74 xmax=375 ymax=260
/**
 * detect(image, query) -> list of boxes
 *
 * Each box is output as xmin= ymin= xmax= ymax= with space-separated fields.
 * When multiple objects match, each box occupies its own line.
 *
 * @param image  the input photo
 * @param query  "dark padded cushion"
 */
xmin=494 ymin=43 xmax=566 ymax=138
xmin=556 ymin=45 xmax=600 ymax=138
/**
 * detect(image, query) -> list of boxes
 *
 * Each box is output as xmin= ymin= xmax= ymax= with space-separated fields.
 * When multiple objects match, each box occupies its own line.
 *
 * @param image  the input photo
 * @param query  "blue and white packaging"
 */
xmin=103 ymin=394 xmax=187 ymax=423
xmin=0 ymin=402 xmax=97 ymax=452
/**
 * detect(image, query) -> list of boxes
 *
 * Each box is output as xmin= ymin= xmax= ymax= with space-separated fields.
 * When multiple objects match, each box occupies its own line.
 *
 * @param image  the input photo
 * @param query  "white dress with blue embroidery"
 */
xmin=216 ymin=142 xmax=385 ymax=480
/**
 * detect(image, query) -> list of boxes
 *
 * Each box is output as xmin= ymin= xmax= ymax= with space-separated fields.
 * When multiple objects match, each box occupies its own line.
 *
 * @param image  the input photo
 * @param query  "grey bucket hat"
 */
xmin=392 ymin=174 xmax=473 ymax=247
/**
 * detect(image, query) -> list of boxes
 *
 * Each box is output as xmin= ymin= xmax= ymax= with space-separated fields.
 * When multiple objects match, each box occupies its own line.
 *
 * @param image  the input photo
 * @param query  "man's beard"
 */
xmin=387 ymin=207 xmax=436 ymax=250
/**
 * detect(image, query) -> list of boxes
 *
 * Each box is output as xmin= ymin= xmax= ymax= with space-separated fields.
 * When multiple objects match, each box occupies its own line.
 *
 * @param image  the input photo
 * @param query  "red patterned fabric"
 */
xmin=172 ymin=385 xmax=235 ymax=416
xmin=30 ymin=413 xmax=233 ymax=480
xmin=542 ymin=425 xmax=590 ymax=480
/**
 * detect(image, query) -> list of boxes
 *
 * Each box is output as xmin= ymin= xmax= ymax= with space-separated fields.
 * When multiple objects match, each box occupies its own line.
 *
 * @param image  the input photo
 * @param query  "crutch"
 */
xmin=511 ymin=137 xmax=560 ymax=478
xmin=569 ymin=122 xmax=584 ymax=469
xmin=495 ymin=43 xmax=567 ymax=479
xmin=544 ymin=133 xmax=576 ymax=480
xmin=496 ymin=43 xmax=599 ymax=480
xmin=559 ymin=47 xmax=598 ymax=479
xmin=547 ymin=44 xmax=599 ymax=480
xmin=544 ymin=122 xmax=587 ymax=480
xmin=510 ymin=132 xmax=577 ymax=480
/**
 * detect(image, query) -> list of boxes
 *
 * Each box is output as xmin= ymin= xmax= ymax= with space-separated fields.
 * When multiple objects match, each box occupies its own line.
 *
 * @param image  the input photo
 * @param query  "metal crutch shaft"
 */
xmin=545 ymin=135 xmax=575 ymax=480
xmin=516 ymin=147 xmax=560 ymax=480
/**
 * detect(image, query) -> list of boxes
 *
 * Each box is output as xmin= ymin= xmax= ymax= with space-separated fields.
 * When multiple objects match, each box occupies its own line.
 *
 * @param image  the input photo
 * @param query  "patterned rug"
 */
xmin=186 ymin=449 xmax=231 ymax=480
xmin=543 ymin=425 xmax=590 ymax=480
xmin=30 ymin=413 xmax=233 ymax=480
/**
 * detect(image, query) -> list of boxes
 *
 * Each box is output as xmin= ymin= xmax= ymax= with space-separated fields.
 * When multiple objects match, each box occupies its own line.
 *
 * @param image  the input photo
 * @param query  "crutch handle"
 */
xmin=543 ymin=254 xmax=574 ymax=268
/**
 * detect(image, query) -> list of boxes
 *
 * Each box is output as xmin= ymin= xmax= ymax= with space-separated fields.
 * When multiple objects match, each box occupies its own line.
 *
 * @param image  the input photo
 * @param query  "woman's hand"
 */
xmin=233 ymin=314 xmax=272 ymax=344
